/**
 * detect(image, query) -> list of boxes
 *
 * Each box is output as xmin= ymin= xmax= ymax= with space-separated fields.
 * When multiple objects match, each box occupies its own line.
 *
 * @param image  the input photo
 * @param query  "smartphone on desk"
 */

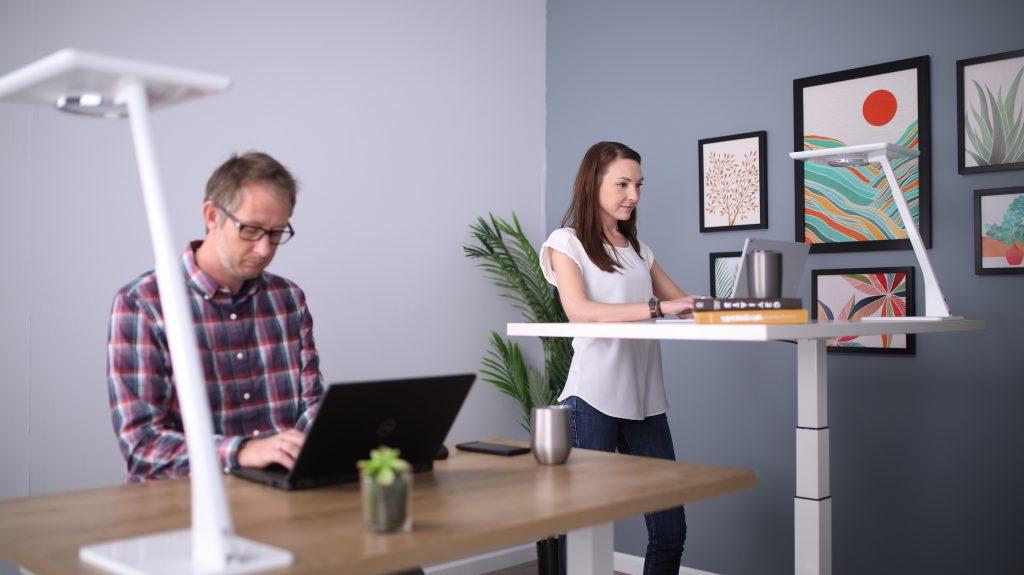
xmin=455 ymin=441 xmax=530 ymax=456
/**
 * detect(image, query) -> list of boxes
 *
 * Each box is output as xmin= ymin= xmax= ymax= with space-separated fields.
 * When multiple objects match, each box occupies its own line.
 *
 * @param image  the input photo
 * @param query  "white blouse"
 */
xmin=539 ymin=227 xmax=667 ymax=420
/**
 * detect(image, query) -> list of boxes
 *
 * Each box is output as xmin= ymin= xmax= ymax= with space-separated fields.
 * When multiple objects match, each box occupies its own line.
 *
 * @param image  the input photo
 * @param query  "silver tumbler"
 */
xmin=531 ymin=405 xmax=572 ymax=465
xmin=746 ymin=250 xmax=783 ymax=299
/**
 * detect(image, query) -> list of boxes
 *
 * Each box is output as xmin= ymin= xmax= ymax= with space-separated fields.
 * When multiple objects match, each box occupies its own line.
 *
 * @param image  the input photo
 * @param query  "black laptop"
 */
xmin=232 ymin=373 xmax=475 ymax=490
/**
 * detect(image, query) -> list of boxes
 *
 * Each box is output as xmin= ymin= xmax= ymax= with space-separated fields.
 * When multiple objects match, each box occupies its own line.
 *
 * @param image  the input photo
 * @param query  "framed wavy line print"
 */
xmin=794 ymin=56 xmax=932 ymax=253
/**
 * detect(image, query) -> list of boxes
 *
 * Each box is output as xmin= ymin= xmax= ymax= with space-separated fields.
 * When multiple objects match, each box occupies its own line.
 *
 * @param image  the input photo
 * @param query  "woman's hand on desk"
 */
xmin=661 ymin=295 xmax=697 ymax=318
xmin=238 ymin=428 xmax=305 ymax=470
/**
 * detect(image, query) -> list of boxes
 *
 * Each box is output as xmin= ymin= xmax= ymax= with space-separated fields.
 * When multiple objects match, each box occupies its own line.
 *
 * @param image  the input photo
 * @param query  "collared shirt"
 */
xmin=107 ymin=241 xmax=323 ymax=483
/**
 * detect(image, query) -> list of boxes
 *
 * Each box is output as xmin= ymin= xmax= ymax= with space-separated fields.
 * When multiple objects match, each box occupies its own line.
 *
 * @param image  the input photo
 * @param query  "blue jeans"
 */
xmin=562 ymin=396 xmax=687 ymax=575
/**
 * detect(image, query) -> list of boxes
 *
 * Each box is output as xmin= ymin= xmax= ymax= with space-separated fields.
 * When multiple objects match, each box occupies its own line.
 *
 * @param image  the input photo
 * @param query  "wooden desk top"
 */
xmin=0 ymin=441 xmax=755 ymax=574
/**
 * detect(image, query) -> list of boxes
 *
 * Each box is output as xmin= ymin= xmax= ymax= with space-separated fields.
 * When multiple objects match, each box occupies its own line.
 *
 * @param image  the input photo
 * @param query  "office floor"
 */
xmin=485 ymin=562 xmax=627 ymax=575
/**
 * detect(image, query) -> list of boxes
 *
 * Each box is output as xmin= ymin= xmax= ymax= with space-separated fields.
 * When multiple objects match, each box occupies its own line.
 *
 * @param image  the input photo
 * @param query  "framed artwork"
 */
xmin=709 ymin=251 xmax=742 ymax=298
xmin=698 ymin=131 xmax=767 ymax=232
xmin=811 ymin=267 xmax=915 ymax=355
xmin=957 ymin=48 xmax=1024 ymax=174
xmin=794 ymin=56 xmax=932 ymax=253
xmin=974 ymin=186 xmax=1024 ymax=275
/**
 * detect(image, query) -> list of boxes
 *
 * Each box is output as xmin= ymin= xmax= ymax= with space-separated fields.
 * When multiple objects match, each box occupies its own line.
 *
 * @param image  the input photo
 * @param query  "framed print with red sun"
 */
xmin=794 ymin=56 xmax=932 ymax=253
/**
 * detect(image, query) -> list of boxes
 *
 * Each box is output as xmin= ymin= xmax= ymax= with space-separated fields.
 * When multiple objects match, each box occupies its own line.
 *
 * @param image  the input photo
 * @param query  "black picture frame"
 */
xmin=974 ymin=186 xmax=1024 ymax=275
xmin=957 ymin=48 xmax=1024 ymax=174
xmin=698 ymin=131 xmax=768 ymax=233
xmin=794 ymin=56 xmax=932 ymax=254
xmin=811 ymin=266 xmax=916 ymax=355
xmin=708 ymin=251 xmax=743 ymax=298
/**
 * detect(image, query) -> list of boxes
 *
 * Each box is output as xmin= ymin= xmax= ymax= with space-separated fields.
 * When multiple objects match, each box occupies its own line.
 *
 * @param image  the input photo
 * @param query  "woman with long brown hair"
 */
xmin=541 ymin=141 xmax=695 ymax=574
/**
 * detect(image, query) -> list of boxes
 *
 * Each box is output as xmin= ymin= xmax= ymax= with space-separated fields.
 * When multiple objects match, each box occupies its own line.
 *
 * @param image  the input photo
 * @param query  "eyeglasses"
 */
xmin=215 ymin=205 xmax=295 ymax=245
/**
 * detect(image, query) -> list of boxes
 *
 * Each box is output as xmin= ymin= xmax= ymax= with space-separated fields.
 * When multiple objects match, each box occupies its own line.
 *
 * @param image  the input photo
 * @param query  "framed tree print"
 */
xmin=794 ymin=56 xmax=932 ymax=253
xmin=974 ymin=186 xmax=1024 ymax=275
xmin=957 ymin=48 xmax=1024 ymax=174
xmin=811 ymin=267 xmax=916 ymax=355
xmin=709 ymin=251 xmax=742 ymax=298
xmin=699 ymin=131 xmax=767 ymax=232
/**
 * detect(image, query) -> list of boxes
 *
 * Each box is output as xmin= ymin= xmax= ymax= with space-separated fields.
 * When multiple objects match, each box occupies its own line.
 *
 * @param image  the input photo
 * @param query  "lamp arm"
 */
xmin=120 ymin=81 xmax=236 ymax=568
xmin=871 ymin=151 xmax=951 ymax=318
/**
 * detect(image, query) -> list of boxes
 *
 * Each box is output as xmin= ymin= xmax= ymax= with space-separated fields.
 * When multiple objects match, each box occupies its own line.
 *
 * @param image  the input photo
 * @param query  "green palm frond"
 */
xmin=465 ymin=213 xmax=574 ymax=430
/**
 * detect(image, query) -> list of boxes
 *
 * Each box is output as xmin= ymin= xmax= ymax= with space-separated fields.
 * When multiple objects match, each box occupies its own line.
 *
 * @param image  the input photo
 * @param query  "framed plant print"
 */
xmin=709 ymin=251 xmax=742 ymax=298
xmin=957 ymin=48 xmax=1024 ymax=174
xmin=974 ymin=186 xmax=1024 ymax=275
xmin=811 ymin=267 xmax=916 ymax=355
xmin=794 ymin=56 xmax=932 ymax=253
xmin=699 ymin=131 xmax=767 ymax=232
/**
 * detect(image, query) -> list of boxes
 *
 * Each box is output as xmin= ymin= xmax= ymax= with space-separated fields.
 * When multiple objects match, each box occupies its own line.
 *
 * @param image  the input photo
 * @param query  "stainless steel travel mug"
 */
xmin=746 ymin=250 xmax=782 ymax=299
xmin=531 ymin=405 xmax=571 ymax=465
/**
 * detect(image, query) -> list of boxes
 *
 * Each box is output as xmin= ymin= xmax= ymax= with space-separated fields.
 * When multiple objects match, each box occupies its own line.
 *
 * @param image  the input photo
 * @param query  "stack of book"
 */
xmin=691 ymin=297 xmax=808 ymax=324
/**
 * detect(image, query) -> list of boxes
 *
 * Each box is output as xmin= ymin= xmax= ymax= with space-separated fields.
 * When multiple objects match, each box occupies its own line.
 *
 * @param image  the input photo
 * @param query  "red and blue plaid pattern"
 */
xmin=107 ymin=242 xmax=323 ymax=483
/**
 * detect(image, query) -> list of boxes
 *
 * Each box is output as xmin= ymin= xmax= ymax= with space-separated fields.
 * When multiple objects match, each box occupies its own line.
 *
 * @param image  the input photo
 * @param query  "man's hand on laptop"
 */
xmin=238 ymin=428 xmax=306 ymax=469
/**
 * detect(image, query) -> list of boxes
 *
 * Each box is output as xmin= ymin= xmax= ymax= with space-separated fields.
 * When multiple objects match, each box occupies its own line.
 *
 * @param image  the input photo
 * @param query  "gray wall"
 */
xmin=548 ymin=0 xmax=1023 ymax=573
xmin=0 ymin=0 xmax=545 ymax=499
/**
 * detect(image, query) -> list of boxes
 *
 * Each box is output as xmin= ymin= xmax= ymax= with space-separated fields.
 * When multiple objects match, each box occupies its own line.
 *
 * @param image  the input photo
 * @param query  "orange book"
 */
xmin=693 ymin=308 xmax=809 ymax=325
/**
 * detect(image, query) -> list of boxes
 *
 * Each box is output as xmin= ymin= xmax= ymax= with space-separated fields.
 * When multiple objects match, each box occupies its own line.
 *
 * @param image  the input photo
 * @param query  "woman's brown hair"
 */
xmin=560 ymin=141 xmax=643 ymax=273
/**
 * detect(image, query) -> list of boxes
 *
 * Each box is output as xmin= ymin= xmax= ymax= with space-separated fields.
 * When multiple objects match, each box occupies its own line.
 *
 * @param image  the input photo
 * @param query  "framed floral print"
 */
xmin=811 ymin=266 xmax=916 ymax=355
xmin=699 ymin=131 xmax=768 ymax=232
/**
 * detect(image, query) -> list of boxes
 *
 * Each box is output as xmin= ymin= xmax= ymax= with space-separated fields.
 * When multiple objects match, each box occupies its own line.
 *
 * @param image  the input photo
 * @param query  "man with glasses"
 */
xmin=107 ymin=152 xmax=324 ymax=482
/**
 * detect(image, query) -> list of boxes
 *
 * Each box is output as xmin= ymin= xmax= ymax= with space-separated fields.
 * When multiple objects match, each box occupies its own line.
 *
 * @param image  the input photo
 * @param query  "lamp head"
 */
xmin=55 ymin=93 xmax=127 ymax=118
xmin=0 ymin=49 xmax=230 ymax=118
xmin=789 ymin=142 xmax=919 ymax=165
xmin=826 ymin=155 xmax=870 ymax=167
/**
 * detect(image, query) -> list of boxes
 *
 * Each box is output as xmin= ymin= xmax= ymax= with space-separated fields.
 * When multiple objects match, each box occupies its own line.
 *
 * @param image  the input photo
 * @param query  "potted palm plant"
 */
xmin=464 ymin=213 xmax=572 ymax=575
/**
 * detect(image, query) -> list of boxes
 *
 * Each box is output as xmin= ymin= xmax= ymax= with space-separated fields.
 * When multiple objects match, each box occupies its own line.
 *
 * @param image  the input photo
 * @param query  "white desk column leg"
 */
xmin=567 ymin=522 xmax=613 ymax=575
xmin=796 ymin=339 xmax=831 ymax=575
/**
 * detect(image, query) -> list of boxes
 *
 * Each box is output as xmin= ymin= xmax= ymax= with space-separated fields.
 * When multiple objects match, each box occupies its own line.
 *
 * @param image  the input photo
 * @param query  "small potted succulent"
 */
xmin=358 ymin=446 xmax=413 ymax=533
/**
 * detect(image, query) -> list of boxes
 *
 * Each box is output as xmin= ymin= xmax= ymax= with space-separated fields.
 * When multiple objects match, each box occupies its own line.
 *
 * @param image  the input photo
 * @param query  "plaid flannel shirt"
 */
xmin=107 ymin=241 xmax=324 ymax=483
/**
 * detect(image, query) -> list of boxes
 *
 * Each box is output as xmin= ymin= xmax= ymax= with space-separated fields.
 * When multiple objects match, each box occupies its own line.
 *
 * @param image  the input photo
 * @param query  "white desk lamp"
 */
xmin=0 ymin=49 xmax=293 ymax=574
xmin=790 ymin=143 xmax=955 ymax=319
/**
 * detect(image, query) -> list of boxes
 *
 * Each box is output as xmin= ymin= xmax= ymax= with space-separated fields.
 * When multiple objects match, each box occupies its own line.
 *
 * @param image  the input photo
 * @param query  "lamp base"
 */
xmin=861 ymin=316 xmax=964 ymax=322
xmin=79 ymin=529 xmax=293 ymax=575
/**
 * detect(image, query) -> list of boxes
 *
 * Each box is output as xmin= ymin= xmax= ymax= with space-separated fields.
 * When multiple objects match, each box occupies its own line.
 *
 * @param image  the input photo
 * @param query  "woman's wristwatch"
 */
xmin=648 ymin=297 xmax=664 ymax=319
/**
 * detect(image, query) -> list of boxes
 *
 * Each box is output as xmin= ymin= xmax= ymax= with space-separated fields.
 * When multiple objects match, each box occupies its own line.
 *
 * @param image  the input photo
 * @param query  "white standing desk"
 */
xmin=507 ymin=318 xmax=985 ymax=575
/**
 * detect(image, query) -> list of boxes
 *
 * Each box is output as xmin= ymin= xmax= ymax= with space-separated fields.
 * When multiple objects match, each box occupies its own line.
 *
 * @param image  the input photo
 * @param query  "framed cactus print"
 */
xmin=974 ymin=186 xmax=1024 ymax=274
xmin=957 ymin=48 xmax=1024 ymax=174
xmin=811 ymin=266 xmax=916 ymax=355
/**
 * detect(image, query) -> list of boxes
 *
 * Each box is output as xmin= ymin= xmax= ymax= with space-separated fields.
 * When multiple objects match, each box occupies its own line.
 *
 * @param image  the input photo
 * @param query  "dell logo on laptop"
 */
xmin=376 ymin=418 xmax=397 ymax=438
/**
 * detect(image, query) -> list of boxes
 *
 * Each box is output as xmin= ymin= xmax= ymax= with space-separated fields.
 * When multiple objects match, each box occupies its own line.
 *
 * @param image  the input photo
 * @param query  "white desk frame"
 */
xmin=508 ymin=319 xmax=985 ymax=575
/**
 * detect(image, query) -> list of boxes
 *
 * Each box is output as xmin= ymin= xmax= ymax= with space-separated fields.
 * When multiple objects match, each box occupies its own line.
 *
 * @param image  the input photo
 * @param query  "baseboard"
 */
xmin=423 ymin=543 xmax=720 ymax=575
xmin=614 ymin=552 xmax=720 ymax=575
xmin=424 ymin=542 xmax=536 ymax=575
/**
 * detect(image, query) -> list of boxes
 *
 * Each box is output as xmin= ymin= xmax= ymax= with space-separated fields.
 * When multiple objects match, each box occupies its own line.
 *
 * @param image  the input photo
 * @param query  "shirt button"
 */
xmin=252 ymin=430 xmax=261 ymax=437
xmin=203 ymin=295 xmax=211 ymax=301
xmin=243 ymin=392 xmax=251 ymax=400
xmin=229 ymin=313 xmax=238 ymax=320
xmin=236 ymin=352 xmax=245 ymax=360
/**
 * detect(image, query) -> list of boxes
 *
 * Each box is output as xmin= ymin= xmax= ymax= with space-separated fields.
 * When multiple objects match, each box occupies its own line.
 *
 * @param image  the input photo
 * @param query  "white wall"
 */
xmin=0 ymin=0 xmax=546 ymax=499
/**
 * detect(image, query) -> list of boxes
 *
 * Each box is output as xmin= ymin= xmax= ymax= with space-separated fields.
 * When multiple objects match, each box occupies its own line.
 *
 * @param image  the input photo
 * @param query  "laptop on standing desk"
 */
xmin=232 ymin=373 xmax=475 ymax=490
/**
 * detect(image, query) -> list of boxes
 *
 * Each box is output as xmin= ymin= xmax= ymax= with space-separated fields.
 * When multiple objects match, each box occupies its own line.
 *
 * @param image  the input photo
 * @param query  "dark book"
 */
xmin=693 ymin=297 xmax=803 ymax=312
